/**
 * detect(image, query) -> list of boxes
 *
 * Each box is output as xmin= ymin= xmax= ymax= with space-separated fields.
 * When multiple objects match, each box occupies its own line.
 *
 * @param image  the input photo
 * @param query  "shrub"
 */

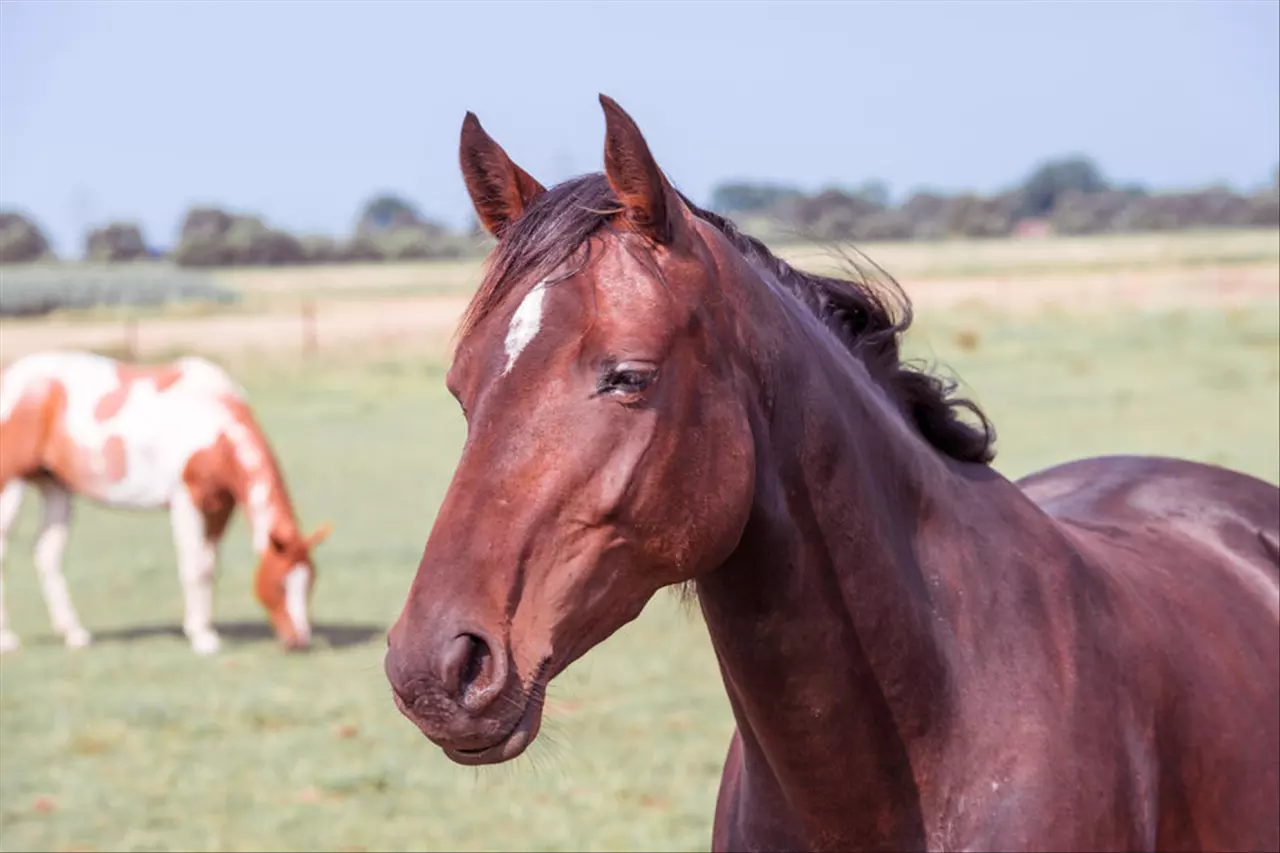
xmin=0 ymin=212 xmax=55 ymax=264
xmin=173 ymin=207 xmax=304 ymax=267
xmin=1243 ymin=191 xmax=1279 ymax=227
xmin=946 ymin=192 xmax=1022 ymax=239
xmin=709 ymin=182 xmax=806 ymax=216
xmin=356 ymin=194 xmax=423 ymax=237
xmin=853 ymin=210 xmax=916 ymax=242
xmin=221 ymin=217 xmax=304 ymax=266
xmin=85 ymin=222 xmax=148 ymax=262
xmin=897 ymin=192 xmax=954 ymax=240
xmin=784 ymin=190 xmax=884 ymax=241
xmin=337 ymin=235 xmax=386 ymax=263
xmin=1016 ymin=156 xmax=1110 ymax=219
xmin=369 ymin=225 xmax=443 ymax=261
xmin=298 ymin=235 xmax=341 ymax=264
xmin=1050 ymin=190 xmax=1136 ymax=235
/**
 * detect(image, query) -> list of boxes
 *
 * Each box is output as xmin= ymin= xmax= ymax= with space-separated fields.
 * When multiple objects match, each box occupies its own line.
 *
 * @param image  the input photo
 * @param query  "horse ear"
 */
xmin=307 ymin=522 xmax=333 ymax=549
xmin=600 ymin=94 xmax=675 ymax=245
xmin=460 ymin=112 xmax=546 ymax=238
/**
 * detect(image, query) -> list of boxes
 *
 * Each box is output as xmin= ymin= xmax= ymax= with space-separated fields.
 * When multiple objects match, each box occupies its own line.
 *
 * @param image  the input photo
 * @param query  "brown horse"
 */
xmin=385 ymin=96 xmax=1280 ymax=852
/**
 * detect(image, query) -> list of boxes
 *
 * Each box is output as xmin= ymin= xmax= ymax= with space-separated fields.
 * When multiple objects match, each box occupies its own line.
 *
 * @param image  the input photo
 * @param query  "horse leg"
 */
xmin=32 ymin=480 xmax=91 ymax=649
xmin=170 ymin=486 xmax=220 ymax=655
xmin=0 ymin=480 xmax=26 ymax=653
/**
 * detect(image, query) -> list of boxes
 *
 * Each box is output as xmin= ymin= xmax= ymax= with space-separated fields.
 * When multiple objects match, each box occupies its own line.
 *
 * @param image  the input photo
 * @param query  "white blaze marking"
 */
xmin=284 ymin=564 xmax=311 ymax=642
xmin=502 ymin=280 xmax=550 ymax=375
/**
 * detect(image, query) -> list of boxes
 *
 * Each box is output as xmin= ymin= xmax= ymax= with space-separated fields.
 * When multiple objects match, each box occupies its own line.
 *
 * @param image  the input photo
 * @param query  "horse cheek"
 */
xmin=691 ymin=401 xmax=756 ymax=576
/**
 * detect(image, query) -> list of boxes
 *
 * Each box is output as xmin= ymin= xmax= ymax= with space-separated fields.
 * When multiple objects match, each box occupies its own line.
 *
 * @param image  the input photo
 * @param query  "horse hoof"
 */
xmin=190 ymin=632 xmax=221 ymax=655
xmin=64 ymin=627 xmax=92 ymax=649
xmin=0 ymin=631 xmax=20 ymax=653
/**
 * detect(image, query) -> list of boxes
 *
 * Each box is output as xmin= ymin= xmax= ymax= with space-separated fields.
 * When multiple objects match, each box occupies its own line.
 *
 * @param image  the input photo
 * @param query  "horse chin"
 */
xmin=442 ymin=688 xmax=547 ymax=767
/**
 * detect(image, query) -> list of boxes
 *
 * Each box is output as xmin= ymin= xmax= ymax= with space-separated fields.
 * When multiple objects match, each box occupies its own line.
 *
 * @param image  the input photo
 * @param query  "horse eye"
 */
xmin=598 ymin=362 xmax=657 ymax=396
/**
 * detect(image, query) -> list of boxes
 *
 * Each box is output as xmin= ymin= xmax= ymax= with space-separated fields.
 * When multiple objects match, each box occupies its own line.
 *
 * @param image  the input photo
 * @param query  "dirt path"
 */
xmin=0 ymin=296 xmax=472 ymax=364
xmin=2 ymin=265 xmax=1275 ymax=365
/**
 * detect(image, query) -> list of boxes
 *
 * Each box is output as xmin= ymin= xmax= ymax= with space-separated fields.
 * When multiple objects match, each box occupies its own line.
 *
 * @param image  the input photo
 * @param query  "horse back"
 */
xmin=0 ymin=351 xmax=244 ymax=506
xmin=1018 ymin=455 xmax=1279 ymax=851
xmin=1019 ymin=455 xmax=1278 ymax=612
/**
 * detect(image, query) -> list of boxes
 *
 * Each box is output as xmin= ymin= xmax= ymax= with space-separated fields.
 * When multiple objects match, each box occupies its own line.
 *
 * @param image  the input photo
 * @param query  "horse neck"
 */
xmin=694 ymin=289 xmax=1004 ymax=847
xmin=219 ymin=402 xmax=300 ymax=554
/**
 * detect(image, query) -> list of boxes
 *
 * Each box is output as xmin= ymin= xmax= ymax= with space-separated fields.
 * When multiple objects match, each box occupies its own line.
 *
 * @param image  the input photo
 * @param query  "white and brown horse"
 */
xmin=0 ymin=350 xmax=330 ymax=654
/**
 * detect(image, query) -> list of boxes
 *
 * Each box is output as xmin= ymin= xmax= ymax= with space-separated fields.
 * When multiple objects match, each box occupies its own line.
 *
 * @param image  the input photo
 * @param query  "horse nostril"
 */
xmin=460 ymin=634 xmax=489 ymax=694
xmin=442 ymin=632 xmax=496 ymax=709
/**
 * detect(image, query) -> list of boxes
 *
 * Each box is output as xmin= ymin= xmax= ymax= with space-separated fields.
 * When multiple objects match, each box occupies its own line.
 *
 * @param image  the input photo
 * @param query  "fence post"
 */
xmin=302 ymin=300 xmax=317 ymax=358
xmin=123 ymin=316 xmax=138 ymax=361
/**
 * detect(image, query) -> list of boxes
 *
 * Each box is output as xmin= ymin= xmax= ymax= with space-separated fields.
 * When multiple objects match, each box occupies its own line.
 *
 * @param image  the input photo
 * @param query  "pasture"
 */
xmin=1 ymin=229 xmax=1278 ymax=852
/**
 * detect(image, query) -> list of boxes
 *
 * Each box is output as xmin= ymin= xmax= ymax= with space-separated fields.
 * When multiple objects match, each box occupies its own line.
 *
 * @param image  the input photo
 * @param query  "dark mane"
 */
xmin=458 ymin=174 xmax=996 ymax=465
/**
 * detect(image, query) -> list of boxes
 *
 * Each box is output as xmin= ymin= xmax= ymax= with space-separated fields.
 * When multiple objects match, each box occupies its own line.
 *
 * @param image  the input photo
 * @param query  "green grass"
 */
xmin=1 ymin=300 xmax=1277 ymax=852
xmin=0 ymin=264 xmax=239 ymax=319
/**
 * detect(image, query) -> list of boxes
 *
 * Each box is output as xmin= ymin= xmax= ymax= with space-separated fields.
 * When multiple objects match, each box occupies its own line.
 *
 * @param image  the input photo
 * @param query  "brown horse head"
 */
xmin=254 ymin=521 xmax=331 ymax=650
xmin=385 ymin=98 xmax=1280 ymax=852
xmin=385 ymin=97 xmax=769 ymax=763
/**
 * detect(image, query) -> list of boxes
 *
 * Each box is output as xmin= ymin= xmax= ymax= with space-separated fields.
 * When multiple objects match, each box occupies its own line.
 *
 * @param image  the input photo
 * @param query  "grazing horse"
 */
xmin=384 ymin=96 xmax=1280 ymax=851
xmin=0 ymin=350 xmax=331 ymax=654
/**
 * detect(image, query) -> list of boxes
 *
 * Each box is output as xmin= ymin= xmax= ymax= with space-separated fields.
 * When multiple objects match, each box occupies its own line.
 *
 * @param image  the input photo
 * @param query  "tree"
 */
xmin=356 ymin=193 xmax=422 ymax=236
xmin=1017 ymin=156 xmax=1109 ymax=219
xmin=172 ymin=206 xmax=305 ymax=268
xmin=852 ymin=179 xmax=891 ymax=209
xmin=85 ymin=222 xmax=148 ymax=262
xmin=0 ymin=212 xmax=54 ymax=264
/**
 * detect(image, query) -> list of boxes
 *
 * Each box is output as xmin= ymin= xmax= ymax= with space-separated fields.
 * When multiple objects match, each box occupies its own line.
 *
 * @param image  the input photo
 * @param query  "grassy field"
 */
xmin=0 ymin=232 xmax=1278 ymax=851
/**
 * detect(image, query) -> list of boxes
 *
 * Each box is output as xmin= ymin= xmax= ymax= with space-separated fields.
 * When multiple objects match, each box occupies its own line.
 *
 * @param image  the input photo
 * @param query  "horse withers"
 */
xmin=385 ymin=97 xmax=1279 ymax=851
xmin=0 ymin=350 xmax=331 ymax=654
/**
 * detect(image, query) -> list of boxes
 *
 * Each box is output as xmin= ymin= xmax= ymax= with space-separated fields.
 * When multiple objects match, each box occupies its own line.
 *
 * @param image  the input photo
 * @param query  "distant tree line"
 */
xmin=710 ymin=158 xmax=1280 ymax=242
xmin=0 ymin=193 xmax=489 ymax=266
xmin=1 ymin=158 xmax=1278 ymax=266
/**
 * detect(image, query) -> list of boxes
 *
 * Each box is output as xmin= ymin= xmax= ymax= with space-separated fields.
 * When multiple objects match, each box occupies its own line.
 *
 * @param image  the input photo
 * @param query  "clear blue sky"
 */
xmin=2 ymin=0 xmax=1277 ymax=254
